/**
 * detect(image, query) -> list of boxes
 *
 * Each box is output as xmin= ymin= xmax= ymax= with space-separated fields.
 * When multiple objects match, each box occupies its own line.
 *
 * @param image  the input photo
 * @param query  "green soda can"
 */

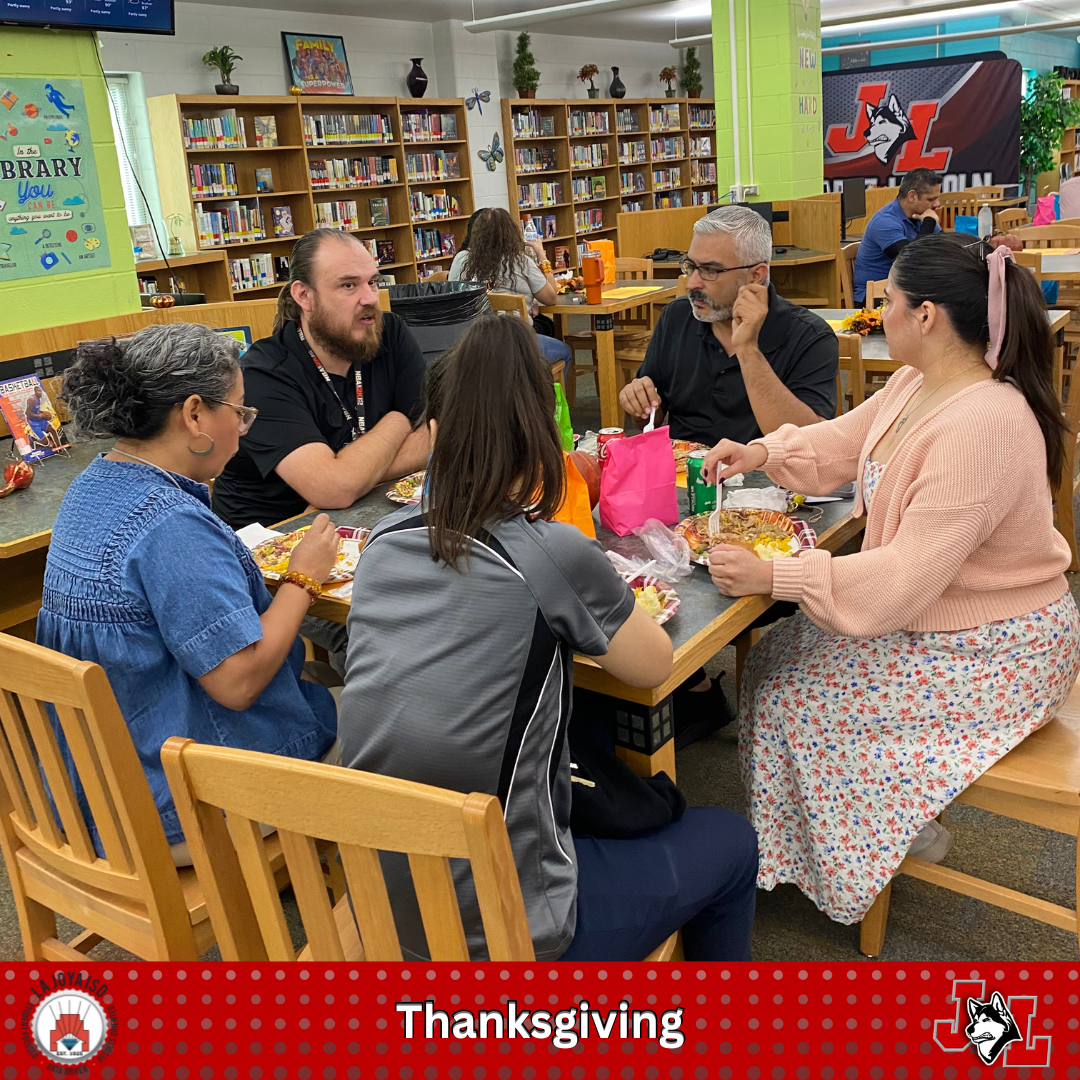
xmin=686 ymin=450 xmax=718 ymax=515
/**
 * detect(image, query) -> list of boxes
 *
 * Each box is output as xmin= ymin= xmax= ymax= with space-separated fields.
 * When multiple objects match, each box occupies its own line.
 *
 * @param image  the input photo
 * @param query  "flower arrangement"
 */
xmin=659 ymin=65 xmax=678 ymax=97
xmin=578 ymin=64 xmax=600 ymax=97
xmin=840 ymin=308 xmax=884 ymax=336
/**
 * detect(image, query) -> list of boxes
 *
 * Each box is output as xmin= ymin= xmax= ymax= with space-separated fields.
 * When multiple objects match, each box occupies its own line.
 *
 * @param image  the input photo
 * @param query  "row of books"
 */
xmin=189 ymin=162 xmax=238 ymax=199
xmin=620 ymin=171 xmax=647 ymax=195
xmin=510 ymin=110 xmax=557 ymax=138
xmin=656 ymin=192 xmax=684 ymax=208
xmin=689 ymin=105 xmax=717 ymax=130
xmin=651 ymin=137 xmax=686 ymax=161
xmin=409 ymin=190 xmax=461 ymax=221
xmin=195 ymin=201 xmax=262 ymax=247
xmin=574 ymin=208 xmax=606 ymax=234
xmin=621 ymin=200 xmax=645 ymax=213
xmin=518 ymin=181 xmax=563 ymax=208
xmin=571 ymin=143 xmax=609 ymax=169
xmin=572 ymin=176 xmax=607 ymax=201
xmin=413 ymin=227 xmax=457 ymax=261
xmin=400 ymin=111 xmax=458 ymax=143
xmin=315 ymin=200 xmax=360 ymax=231
xmin=405 ymin=151 xmax=461 ymax=182
xmin=309 ymin=156 xmax=399 ymax=189
xmin=520 ymin=214 xmax=559 ymax=239
xmin=302 ymin=113 xmax=394 ymax=146
xmin=183 ymin=112 xmax=247 ymax=150
xmin=228 ymin=252 xmax=279 ymax=291
xmin=690 ymin=137 xmax=713 ymax=158
xmin=568 ymin=110 xmax=610 ymax=136
xmin=616 ymin=108 xmax=640 ymax=134
xmin=618 ymin=140 xmax=646 ymax=164
xmin=361 ymin=238 xmax=396 ymax=265
xmin=691 ymin=161 xmax=717 ymax=185
xmin=514 ymin=147 xmax=559 ymax=173
xmin=692 ymin=189 xmax=717 ymax=206
xmin=653 ymin=168 xmax=684 ymax=191
xmin=649 ymin=104 xmax=682 ymax=132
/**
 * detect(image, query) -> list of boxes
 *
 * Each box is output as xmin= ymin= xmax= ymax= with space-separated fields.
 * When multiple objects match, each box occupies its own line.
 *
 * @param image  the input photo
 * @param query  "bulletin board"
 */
xmin=0 ymin=77 xmax=112 ymax=282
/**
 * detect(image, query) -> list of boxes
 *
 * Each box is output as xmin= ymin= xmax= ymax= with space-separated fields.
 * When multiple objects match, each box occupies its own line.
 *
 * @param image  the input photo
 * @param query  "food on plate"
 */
xmin=675 ymin=509 xmax=801 ymax=563
xmin=840 ymin=308 xmax=883 ymax=336
xmin=634 ymin=585 xmax=664 ymax=619
xmin=250 ymin=526 xmax=366 ymax=583
xmin=670 ymin=439 xmax=708 ymax=473
xmin=626 ymin=577 xmax=679 ymax=624
xmin=556 ymin=275 xmax=585 ymax=294
xmin=387 ymin=471 xmax=425 ymax=504
xmin=567 ymin=449 xmax=601 ymax=507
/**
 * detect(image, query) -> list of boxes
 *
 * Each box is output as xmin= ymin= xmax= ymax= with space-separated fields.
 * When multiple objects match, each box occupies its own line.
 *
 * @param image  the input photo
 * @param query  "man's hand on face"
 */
xmin=618 ymin=376 xmax=662 ymax=420
xmin=730 ymin=283 xmax=770 ymax=353
xmin=914 ymin=207 xmax=940 ymax=225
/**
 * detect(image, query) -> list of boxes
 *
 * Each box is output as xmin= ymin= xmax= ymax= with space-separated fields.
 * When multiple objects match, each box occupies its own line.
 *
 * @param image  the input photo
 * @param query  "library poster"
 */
xmin=282 ymin=33 xmax=354 ymax=96
xmin=0 ymin=77 xmax=111 ymax=282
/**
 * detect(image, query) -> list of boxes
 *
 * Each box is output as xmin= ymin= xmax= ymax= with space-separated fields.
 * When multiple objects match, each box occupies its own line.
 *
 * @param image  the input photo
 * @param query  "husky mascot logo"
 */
xmin=965 ymin=992 xmax=1023 ymax=1065
xmin=862 ymin=93 xmax=915 ymax=165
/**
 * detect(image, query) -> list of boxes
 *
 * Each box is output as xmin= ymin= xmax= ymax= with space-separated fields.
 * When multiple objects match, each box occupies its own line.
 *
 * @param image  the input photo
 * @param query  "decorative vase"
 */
xmin=215 ymin=83 xmax=239 ymax=96
xmin=687 ymin=88 xmax=702 ymax=99
xmin=517 ymin=88 xmax=536 ymax=99
xmin=587 ymin=86 xmax=599 ymax=99
xmin=664 ymin=87 xmax=676 ymax=98
xmin=609 ymin=67 xmax=626 ymax=98
xmin=406 ymin=58 xmax=428 ymax=99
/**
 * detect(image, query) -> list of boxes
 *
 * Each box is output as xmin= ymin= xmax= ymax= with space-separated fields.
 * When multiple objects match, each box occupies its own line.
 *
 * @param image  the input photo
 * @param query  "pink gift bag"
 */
xmin=598 ymin=425 xmax=679 ymax=536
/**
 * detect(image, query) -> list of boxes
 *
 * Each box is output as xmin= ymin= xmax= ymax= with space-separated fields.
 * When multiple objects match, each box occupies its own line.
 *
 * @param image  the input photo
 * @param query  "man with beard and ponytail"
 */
xmin=619 ymin=205 xmax=837 ymax=446
xmin=212 ymin=230 xmax=428 ymax=532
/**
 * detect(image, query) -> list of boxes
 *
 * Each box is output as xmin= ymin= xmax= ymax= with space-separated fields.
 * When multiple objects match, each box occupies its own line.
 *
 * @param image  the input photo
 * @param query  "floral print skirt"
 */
xmin=738 ymin=593 xmax=1080 ymax=925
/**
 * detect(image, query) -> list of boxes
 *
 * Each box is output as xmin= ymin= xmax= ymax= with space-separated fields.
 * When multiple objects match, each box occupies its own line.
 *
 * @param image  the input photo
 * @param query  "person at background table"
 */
xmin=448 ymin=206 xmax=572 ymax=367
xmin=39 ymin=324 xmax=340 ymax=865
xmin=337 ymin=315 xmax=758 ymax=962
xmin=619 ymin=205 xmax=838 ymax=446
xmin=211 ymin=229 xmax=429 ymax=533
xmin=703 ymin=234 xmax=1080 ymax=927
xmin=852 ymin=169 xmax=941 ymax=305
xmin=1059 ymin=174 xmax=1080 ymax=220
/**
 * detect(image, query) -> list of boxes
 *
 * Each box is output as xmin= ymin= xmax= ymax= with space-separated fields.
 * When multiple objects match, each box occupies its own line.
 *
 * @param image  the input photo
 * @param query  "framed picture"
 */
xmin=282 ymin=32 xmax=353 ymax=96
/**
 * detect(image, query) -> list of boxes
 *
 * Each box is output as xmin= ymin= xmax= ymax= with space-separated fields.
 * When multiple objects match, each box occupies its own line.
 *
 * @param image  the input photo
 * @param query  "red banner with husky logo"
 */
xmin=823 ymin=54 xmax=1021 ymax=190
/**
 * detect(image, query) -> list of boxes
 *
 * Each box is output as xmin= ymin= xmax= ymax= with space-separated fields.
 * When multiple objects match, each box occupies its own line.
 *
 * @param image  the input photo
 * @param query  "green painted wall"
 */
xmin=712 ymin=0 xmax=823 ymax=202
xmin=0 ymin=27 xmax=140 ymax=335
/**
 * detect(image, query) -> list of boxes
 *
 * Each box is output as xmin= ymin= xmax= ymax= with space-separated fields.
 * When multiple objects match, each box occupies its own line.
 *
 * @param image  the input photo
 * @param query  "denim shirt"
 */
xmin=37 ymin=455 xmax=336 ymax=848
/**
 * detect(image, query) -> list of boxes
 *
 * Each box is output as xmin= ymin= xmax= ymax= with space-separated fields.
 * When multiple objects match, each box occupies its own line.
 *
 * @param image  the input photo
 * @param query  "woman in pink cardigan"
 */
xmin=702 ymin=234 xmax=1080 ymax=926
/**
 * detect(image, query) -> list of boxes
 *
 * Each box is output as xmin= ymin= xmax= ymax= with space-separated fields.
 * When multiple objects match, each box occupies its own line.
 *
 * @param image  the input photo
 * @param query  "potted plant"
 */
xmin=513 ymin=32 xmax=540 ymax=99
xmin=203 ymin=45 xmax=243 ymax=95
xmin=578 ymin=64 xmax=600 ymax=99
xmin=682 ymin=46 xmax=703 ymax=99
xmin=659 ymin=65 xmax=678 ymax=99
xmin=1020 ymin=72 xmax=1080 ymax=206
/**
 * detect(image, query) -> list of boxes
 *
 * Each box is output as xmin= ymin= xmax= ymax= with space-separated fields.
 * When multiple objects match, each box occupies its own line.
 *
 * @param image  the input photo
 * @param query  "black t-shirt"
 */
xmin=212 ymin=315 xmax=426 ymax=529
xmin=637 ymin=285 xmax=838 ymax=446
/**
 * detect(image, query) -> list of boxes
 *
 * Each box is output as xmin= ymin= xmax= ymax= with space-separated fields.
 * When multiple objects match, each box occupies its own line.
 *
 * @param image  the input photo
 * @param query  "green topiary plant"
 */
xmin=1020 ymin=72 xmax=1080 ymax=199
xmin=681 ymin=46 xmax=703 ymax=97
xmin=513 ymin=32 xmax=540 ymax=97
xmin=202 ymin=45 xmax=243 ymax=87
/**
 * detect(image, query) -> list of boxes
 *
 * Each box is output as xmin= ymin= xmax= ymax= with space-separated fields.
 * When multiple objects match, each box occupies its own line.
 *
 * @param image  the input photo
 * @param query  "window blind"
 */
xmin=106 ymin=74 xmax=149 ymax=228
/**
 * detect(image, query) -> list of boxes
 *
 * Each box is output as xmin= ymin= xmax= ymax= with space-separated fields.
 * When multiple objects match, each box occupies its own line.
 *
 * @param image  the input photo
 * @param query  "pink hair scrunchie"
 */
xmin=985 ymin=243 xmax=1013 ymax=371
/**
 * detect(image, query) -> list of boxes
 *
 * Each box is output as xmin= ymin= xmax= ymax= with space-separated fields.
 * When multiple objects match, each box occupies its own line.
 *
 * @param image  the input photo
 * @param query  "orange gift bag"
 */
xmin=587 ymin=239 xmax=616 ymax=284
xmin=553 ymin=453 xmax=597 ymax=538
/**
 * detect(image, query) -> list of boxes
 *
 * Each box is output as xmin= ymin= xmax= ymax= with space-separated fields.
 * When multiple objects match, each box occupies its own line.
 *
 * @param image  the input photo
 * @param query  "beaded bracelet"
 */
xmin=539 ymin=260 xmax=553 ymax=273
xmin=278 ymin=571 xmax=321 ymax=605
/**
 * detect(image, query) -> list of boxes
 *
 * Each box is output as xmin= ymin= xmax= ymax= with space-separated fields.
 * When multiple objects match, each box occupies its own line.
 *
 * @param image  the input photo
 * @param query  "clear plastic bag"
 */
xmin=722 ymin=486 xmax=789 ymax=511
xmin=627 ymin=518 xmax=693 ymax=580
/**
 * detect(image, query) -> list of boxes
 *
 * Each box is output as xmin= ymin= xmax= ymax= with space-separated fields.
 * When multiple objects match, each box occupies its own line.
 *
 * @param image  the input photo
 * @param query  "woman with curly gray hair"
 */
xmin=39 ymin=322 xmax=341 ymax=863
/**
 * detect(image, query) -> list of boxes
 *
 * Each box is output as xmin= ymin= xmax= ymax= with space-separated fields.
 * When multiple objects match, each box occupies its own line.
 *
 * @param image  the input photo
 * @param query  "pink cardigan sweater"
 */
xmin=756 ymin=367 xmax=1071 ymax=638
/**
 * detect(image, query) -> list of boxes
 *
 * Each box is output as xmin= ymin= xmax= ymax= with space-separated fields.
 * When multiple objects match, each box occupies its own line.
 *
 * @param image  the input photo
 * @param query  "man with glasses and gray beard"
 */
xmin=619 ymin=205 xmax=837 ymax=445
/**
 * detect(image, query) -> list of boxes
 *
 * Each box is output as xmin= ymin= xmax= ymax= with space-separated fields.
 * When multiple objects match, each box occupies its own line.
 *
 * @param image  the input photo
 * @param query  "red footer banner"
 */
xmin=2 ymin=963 xmax=1076 ymax=1079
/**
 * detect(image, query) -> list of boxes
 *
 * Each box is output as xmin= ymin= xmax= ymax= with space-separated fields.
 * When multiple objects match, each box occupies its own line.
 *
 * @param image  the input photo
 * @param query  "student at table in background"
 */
xmin=338 ymin=315 xmax=758 ymax=962
xmin=447 ymin=206 xmax=572 ymax=366
xmin=852 ymin=169 xmax=941 ymax=305
xmin=703 ymin=234 xmax=1080 ymax=928
xmin=39 ymin=323 xmax=340 ymax=865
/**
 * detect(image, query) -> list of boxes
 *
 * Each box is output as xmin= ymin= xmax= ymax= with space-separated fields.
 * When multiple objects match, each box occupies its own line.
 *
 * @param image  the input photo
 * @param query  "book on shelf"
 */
xmin=420 ymin=265 xmax=444 ymax=278
xmin=228 ymin=252 xmax=275 ymax=291
xmin=309 ymin=156 xmax=399 ymax=189
xmin=405 ymin=150 xmax=461 ymax=182
xmin=315 ymin=200 xmax=360 ymax=230
xmin=650 ymin=136 xmax=686 ymax=161
xmin=690 ymin=136 xmax=712 ymax=158
xmin=377 ymin=240 xmax=395 ymax=264
xmin=571 ymin=142 xmax=609 ymax=169
xmin=303 ymin=113 xmax=394 ymax=146
xmin=618 ymin=140 xmax=646 ymax=165
xmin=568 ymin=110 xmax=610 ymax=137
xmin=655 ymin=192 xmax=684 ymax=209
xmin=544 ymin=214 xmax=557 ymax=239
xmin=691 ymin=161 xmax=717 ymax=185
xmin=359 ymin=238 xmax=379 ymax=261
xmin=182 ymin=111 xmax=247 ymax=150
xmin=688 ymin=105 xmax=716 ymax=129
xmin=253 ymin=116 xmax=278 ymax=148
xmin=189 ymin=161 xmax=238 ymax=198
xmin=517 ymin=180 xmax=563 ymax=208
xmin=540 ymin=115 xmax=555 ymax=136
xmin=616 ymin=108 xmax=639 ymax=133
xmin=691 ymin=190 xmax=716 ymax=206
xmin=618 ymin=171 xmax=647 ymax=195
xmin=554 ymin=245 xmax=570 ymax=270
xmin=138 ymin=276 xmax=159 ymax=295
xmin=649 ymin=104 xmax=682 ymax=132
xmin=195 ymin=200 xmax=263 ymax=247
xmin=511 ymin=109 xmax=541 ymax=139
xmin=401 ymin=110 xmax=458 ymax=142
xmin=440 ymin=232 xmax=456 ymax=255
xmin=254 ymin=167 xmax=274 ymax=193
xmin=621 ymin=200 xmax=645 ymax=213
xmin=652 ymin=167 xmax=683 ymax=191
xmin=514 ymin=146 xmax=558 ymax=173
xmin=274 ymin=255 xmax=291 ymax=282
xmin=409 ymin=188 xmax=461 ymax=222
xmin=574 ymin=207 xmax=605 ymax=234
xmin=369 ymin=197 xmax=391 ymax=227
xmin=271 ymin=206 xmax=295 ymax=237
xmin=591 ymin=176 xmax=606 ymax=199
xmin=412 ymin=226 xmax=455 ymax=260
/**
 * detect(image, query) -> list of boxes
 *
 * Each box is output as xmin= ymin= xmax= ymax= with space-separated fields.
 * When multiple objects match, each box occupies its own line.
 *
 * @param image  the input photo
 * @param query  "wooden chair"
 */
xmin=860 ymin=673 xmax=1080 ymax=956
xmin=162 ymin=737 xmax=680 ymax=963
xmin=835 ymin=332 xmax=864 ymax=412
xmin=425 ymin=270 xmax=449 ymax=282
xmin=839 ymin=242 xmax=859 ymax=308
xmin=1054 ymin=348 xmax=1080 ymax=572
xmin=936 ymin=191 xmax=980 ymax=231
xmin=994 ymin=207 xmax=1029 ymax=232
xmin=377 ymin=288 xmax=391 ymax=312
xmin=964 ymin=185 xmax=1004 ymax=199
xmin=1010 ymin=224 xmax=1080 ymax=249
xmin=864 ymin=279 xmax=889 ymax=309
xmin=487 ymin=291 xmax=564 ymax=386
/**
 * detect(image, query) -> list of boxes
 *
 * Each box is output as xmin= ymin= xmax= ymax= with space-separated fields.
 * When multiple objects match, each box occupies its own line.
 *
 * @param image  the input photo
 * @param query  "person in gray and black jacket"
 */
xmin=337 ymin=315 xmax=758 ymax=962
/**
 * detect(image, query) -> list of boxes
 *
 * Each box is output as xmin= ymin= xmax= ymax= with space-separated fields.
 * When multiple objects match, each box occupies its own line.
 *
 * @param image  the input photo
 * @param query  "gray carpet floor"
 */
xmin=1 ymin=376 xmax=1076 ymax=962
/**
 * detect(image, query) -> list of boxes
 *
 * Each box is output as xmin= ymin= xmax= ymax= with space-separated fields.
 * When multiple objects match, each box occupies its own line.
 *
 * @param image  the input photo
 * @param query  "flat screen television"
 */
xmin=1 ymin=0 xmax=175 ymax=34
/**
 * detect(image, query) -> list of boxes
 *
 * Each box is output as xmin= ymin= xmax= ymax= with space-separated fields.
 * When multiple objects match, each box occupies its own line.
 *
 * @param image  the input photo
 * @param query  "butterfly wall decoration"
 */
xmin=466 ymin=88 xmax=492 ymax=114
xmin=478 ymin=132 xmax=504 ymax=172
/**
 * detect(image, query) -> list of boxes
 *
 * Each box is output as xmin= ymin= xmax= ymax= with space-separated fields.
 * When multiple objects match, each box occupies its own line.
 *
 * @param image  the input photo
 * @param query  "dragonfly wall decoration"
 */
xmin=466 ymin=88 xmax=492 ymax=115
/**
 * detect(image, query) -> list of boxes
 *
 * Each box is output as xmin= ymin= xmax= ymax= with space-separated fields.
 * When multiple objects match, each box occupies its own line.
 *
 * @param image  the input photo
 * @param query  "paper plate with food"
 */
xmin=250 ymin=525 xmax=368 ymax=584
xmin=670 ymin=439 xmax=708 ymax=474
xmin=675 ymin=508 xmax=816 ymax=566
xmin=629 ymin=576 xmax=680 ymax=625
xmin=386 ymin=471 xmax=425 ymax=504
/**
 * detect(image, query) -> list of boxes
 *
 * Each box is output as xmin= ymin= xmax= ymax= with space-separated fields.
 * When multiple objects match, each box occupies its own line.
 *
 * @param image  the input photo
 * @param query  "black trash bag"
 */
xmin=387 ymin=281 xmax=491 ymax=326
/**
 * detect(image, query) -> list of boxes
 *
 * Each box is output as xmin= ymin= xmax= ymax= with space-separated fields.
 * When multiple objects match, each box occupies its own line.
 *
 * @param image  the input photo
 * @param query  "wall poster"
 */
xmin=0 ymin=77 xmax=111 ymax=282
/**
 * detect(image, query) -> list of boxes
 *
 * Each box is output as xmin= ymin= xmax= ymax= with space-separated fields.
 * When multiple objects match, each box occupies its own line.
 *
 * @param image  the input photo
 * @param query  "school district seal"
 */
xmin=27 ymin=987 xmax=113 ymax=1067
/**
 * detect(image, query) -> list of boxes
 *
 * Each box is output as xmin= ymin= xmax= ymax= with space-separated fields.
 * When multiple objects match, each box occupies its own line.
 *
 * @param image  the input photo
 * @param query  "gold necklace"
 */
xmin=893 ymin=367 xmax=985 ymax=434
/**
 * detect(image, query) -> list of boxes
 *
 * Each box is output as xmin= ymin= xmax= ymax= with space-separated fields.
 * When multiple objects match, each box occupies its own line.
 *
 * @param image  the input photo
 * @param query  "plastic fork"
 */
xmin=707 ymin=474 xmax=724 ymax=537
xmin=643 ymin=406 xmax=656 ymax=433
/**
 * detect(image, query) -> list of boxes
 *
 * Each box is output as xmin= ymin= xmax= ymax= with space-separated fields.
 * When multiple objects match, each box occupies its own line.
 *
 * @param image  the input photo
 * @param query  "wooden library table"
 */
xmin=277 ymin=477 xmax=862 ymax=782
xmin=538 ymin=281 xmax=678 ymax=428
xmin=0 ymin=439 xmax=107 ymax=635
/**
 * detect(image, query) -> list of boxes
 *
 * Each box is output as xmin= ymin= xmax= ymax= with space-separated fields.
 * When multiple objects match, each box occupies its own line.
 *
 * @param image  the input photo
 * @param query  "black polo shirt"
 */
xmin=637 ymin=286 xmax=838 ymax=445
xmin=212 ymin=315 xmax=426 ymax=529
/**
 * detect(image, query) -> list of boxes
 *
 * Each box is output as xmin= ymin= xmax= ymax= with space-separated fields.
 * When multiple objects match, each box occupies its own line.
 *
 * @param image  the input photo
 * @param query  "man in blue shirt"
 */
xmin=853 ymin=169 xmax=942 ymax=304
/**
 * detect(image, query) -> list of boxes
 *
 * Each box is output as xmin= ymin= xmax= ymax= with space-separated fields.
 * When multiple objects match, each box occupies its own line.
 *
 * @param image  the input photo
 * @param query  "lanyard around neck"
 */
xmin=296 ymin=323 xmax=365 ymax=441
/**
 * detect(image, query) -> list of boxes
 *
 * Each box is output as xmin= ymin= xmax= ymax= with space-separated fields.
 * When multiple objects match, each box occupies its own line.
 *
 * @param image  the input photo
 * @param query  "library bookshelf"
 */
xmin=1056 ymin=80 xmax=1080 ymax=187
xmin=147 ymin=95 xmax=475 ymax=303
xmin=500 ymin=97 xmax=716 ymax=270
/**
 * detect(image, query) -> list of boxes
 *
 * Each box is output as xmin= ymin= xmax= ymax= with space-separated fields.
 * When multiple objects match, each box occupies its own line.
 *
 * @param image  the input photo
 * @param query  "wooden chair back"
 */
xmin=864 ymin=279 xmax=889 ymax=308
xmin=486 ymin=291 xmax=531 ymax=319
xmin=964 ymin=185 xmax=1004 ymax=199
xmin=0 ymin=635 xmax=198 ymax=960
xmin=614 ymin=257 xmax=654 ymax=279
xmin=994 ymin=208 xmax=1029 ymax=232
xmin=1011 ymin=224 xmax=1080 ymax=249
xmin=615 ymin=256 xmax=657 ymax=331
xmin=835 ymin=332 xmax=864 ymax=410
xmin=161 ymin=737 xmax=536 ymax=962
xmin=425 ymin=271 xmax=450 ymax=282
xmin=676 ymin=274 xmax=688 ymax=297
xmin=378 ymin=288 xmax=391 ymax=312
xmin=839 ymin=242 xmax=859 ymax=308
xmin=936 ymin=191 xmax=980 ymax=230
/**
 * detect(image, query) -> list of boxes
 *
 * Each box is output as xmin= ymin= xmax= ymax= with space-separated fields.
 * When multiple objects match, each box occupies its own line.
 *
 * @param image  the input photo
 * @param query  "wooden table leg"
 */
xmin=617 ymin=740 xmax=675 ymax=782
xmin=859 ymin=881 xmax=892 ymax=957
xmin=595 ymin=315 xmax=619 ymax=428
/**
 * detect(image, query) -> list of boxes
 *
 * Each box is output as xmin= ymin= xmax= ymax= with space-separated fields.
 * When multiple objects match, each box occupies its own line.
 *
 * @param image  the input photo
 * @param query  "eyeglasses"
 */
xmin=206 ymin=398 xmax=258 ymax=434
xmin=680 ymin=258 xmax=763 ymax=282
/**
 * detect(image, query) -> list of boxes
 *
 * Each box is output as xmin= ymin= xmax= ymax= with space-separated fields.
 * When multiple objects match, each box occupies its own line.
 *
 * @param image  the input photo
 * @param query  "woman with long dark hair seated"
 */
xmin=337 ymin=315 xmax=758 ymax=961
xmin=448 ymin=206 xmax=573 ymax=366
xmin=702 ymin=233 xmax=1080 ymax=926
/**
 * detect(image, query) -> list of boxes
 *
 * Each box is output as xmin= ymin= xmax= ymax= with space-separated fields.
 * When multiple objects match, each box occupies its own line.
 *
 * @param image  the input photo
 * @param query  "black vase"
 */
xmin=407 ymin=58 xmax=428 ymax=99
xmin=609 ymin=67 xmax=626 ymax=99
